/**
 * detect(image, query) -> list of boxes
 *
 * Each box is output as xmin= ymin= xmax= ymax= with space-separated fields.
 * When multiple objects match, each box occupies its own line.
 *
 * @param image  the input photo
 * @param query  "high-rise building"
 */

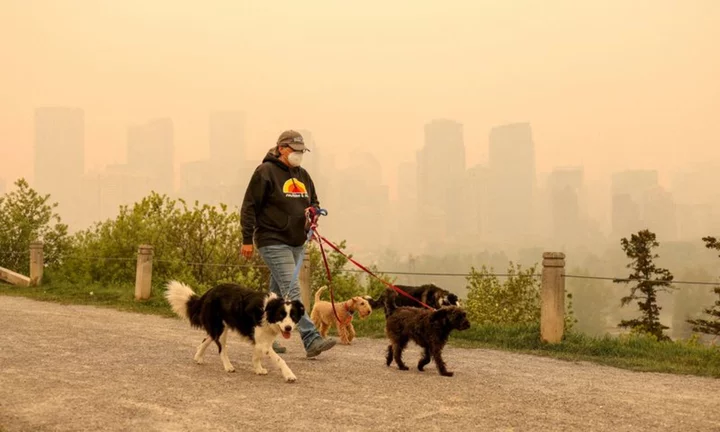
xmin=416 ymin=119 xmax=466 ymax=249
xmin=547 ymin=167 xmax=585 ymax=246
xmin=464 ymin=164 xmax=490 ymax=241
xmin=327 ymin=152 xmax=389 ymax=252
xmin=127 ymin=118 xmax=174 ymax=195
xmin=487 ymin=122 xmax=536 ymax=244
xmin=610 ymin=169 xmax=676 ymax=240
xmin=388 ymin=161 xmax=419 ymax=251
xmin=34 ymin=107 xmax=85 ymax=227
xmin=209 ymin=110 xmax=245 ymax=165
xmin=209 ymin=111 xmax=246 ymax=188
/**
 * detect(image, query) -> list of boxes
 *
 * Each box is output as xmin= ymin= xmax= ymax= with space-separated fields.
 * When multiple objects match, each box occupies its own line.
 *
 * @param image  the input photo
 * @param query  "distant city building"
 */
xmin=487 ymin=122 xmax=536 ymax=244
xmin=34 ymin=107 xmax=85 ymax=227
xmin=464 ymin=164 xmax=490 ymax=241
xmin=610 ymin=169 xmax=676 ymax=240
xmin=209 ymin=110 xmax=246 ymax=187
xmin=127 ymin=118 xmax=174 ymax=195
xmin=388 ymin=161 xmax=420 ymax=251
xmin=547 ymin=167 xmax=585 ymax=246
xmin=81 ymin=164 xmax=153 ymax=224
xmin=209 ymin=110 xmax=245 ymax=164
xmin=327 ymin=152 xmax=389 ymax=252
xmin=670 ymin=164 xmax=720 ymax=240
xmin=416 ymin=119 xmax=466 ymax=249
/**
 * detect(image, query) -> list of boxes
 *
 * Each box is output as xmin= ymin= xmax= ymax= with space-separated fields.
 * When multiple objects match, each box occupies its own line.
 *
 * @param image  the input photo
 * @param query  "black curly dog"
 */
xmin=383 ymin=290 xmax=470 ymax=377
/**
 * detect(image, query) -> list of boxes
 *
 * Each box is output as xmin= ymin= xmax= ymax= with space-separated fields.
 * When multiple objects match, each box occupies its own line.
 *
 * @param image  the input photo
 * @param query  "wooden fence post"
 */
xmin=299 ymin=249 xmax=311 ymax=309
xmin=29 ymin=241 xmax=44 ymax=286
xmin=134 ymin=245 xmax=154 ymax=300
xmin=541 ymin=252 xmax=566 ymax=343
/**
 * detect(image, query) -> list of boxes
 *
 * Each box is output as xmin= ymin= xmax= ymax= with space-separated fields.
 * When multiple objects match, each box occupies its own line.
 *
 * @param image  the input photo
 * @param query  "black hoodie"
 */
xmin=241 ymin=148 xmax=319 ymax=248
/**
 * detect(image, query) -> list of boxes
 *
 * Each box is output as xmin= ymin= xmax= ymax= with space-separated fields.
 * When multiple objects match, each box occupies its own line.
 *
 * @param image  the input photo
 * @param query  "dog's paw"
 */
xmin=398 ymin=365 xmax=409 ymax=371
xmin=418 ymin=365 xmax=425 ymax=371
xmin=254 ymin=367 xmax=268 ymax=375
xmin=441 ymin=371 xmax=454 ymax=377
xmin=284 ymin=373 xmax=297 ymax=383
xmin=194 ymin=357 xmax=205 ymax=365
xmin=224 ymin=365 xmax=236 ymax=373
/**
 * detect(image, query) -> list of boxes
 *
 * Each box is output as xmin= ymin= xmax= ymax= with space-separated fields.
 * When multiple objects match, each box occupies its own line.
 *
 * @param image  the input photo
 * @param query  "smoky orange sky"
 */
xmin=1 ymin=0 xmax=719 ymax=200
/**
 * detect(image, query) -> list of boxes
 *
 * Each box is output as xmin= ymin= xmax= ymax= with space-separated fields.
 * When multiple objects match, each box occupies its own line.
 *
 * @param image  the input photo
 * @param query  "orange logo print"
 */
xmin=282 ymin=178 xmax=308 ymax=197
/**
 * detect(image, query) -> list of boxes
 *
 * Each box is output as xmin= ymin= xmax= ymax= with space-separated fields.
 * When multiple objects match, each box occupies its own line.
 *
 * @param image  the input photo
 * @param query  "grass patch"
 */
xmin=0 ymin=280 xmax=174 ymax=318
xmin=345 ymin=311 xmax=720 ymax=378
xmin=2 ymin=282 xmax=719 ymax=378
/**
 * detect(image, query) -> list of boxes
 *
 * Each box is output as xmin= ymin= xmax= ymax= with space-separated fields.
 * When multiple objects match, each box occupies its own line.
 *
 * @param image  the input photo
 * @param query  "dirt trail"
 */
xmin=1 ymin=296 xmax=718 ymax=432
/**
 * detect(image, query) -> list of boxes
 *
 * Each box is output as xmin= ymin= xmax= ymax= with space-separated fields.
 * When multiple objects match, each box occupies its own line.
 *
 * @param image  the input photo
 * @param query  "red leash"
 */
xmin=305 ymin=207 xmax=347 ymax=324
xmin=313 ymin=232 xmax=435 ymax=311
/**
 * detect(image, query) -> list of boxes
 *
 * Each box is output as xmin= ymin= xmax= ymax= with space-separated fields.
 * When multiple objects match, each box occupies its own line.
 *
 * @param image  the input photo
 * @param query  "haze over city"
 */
xmin=2 ymin=0 xmax=719 ymax=261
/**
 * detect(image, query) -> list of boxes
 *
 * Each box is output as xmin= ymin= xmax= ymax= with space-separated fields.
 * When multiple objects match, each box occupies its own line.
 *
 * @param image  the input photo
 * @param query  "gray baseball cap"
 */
xmin=277 ymin=130 xmax=310 ymax=152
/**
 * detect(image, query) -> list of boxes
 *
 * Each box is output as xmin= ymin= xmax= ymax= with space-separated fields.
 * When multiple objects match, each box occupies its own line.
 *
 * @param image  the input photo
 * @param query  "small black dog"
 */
xmin=367 ymin=284 xmax=461 ymax=310
xmin=383 ymin=291 xmax=470 ymax=377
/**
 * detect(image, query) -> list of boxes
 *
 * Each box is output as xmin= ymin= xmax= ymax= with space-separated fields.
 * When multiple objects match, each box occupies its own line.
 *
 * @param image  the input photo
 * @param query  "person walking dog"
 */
xmin=241 ymin=130 xmax=336 ymax=357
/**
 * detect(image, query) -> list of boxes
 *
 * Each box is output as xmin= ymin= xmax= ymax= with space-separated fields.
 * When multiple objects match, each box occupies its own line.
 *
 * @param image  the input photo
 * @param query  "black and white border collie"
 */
xmin=365 ymin=284 xmax=461 ymax=310
xmin=165 ymin=281 xmax=305 ymax=383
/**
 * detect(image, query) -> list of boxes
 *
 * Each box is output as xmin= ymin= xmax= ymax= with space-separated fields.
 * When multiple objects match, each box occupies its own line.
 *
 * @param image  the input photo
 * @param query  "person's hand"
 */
xmin=241 ymin=244 xmax=254 ymax=259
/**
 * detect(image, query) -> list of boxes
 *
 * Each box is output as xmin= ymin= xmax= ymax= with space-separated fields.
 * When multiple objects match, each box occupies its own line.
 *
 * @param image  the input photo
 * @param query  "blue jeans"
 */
xmin=257 ymin=244 xmax=321 ymax=350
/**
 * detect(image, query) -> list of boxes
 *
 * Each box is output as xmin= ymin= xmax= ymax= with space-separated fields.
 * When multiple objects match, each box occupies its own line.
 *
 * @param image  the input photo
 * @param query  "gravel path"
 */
xmin=1 ymin=296 xmax=719 ymax=432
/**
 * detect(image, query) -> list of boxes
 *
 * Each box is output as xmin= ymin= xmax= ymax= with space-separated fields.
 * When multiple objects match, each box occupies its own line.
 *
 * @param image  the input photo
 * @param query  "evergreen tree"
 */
xmin=686 ymin=238 xmax=720 ymax=339
xmin=616 ymin=230 xmax=674 ymax=340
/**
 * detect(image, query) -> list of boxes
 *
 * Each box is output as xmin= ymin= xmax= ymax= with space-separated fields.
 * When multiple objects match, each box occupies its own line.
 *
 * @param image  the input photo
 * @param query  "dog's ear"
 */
xmin=430 ymin=307 xmax=450 ymax=325
xmin=290 ymin=300 xmax=305 ymax=323
xmin=449 ymin=308 xmax=470 ymax=329
xmin=264 ymin=297 xmax=284 ymax=324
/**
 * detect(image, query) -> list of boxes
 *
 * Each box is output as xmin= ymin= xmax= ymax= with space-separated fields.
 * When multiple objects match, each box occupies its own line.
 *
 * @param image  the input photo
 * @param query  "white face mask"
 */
xmin=287 ymin=151 xmax=303 ymax=167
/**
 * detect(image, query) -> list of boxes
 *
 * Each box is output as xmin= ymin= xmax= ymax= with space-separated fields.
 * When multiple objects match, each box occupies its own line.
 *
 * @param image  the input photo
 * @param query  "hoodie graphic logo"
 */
xmin=282 ymin=178 xmax=308 ymax=198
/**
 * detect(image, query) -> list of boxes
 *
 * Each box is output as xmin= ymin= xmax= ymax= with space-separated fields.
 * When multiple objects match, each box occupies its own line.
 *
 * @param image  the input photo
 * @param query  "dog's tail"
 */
xmin=314 ymin=285 xmax=328 ymax=305
xmin=383 ymin=289 xmax=398 ymax=318
xmin=165 ymin=280 xmax=202 ymax=327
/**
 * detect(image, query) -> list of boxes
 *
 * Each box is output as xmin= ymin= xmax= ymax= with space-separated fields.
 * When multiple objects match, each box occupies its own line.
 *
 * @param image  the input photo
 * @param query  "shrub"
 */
xmin=0 ymin=179 xmax=71 ymax=275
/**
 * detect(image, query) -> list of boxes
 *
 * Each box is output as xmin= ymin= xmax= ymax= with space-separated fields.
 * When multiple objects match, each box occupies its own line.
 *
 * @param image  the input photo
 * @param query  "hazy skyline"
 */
xmin=2 ymin=1 xmax=719 ymax=206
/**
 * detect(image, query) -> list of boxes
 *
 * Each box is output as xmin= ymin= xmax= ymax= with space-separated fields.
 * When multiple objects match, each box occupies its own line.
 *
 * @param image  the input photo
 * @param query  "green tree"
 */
xmin=58 ymin=193 xmax=267 ymax=290
xmin=616 ymin=229 xmax=674 ymax=341
xmin=0 ymin=179 xmax=70 ymax=275
xmin=672 ymin=267 xmax=716 ymax=339
xmin=685 ymin=237 xmax=720 ymax=339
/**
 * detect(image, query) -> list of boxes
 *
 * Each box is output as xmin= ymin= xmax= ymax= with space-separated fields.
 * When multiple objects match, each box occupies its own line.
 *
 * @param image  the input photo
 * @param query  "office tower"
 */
xmin=416 ymin=119 xmax=466 ymax=248
xmin=487 ymin=122 xmax=536 ymax=244
xmin=547 ymin=167 xmax=585 ymax=246
xmin=610 ymin=169 xmax=675 ymax=240
xmin=127 ymin=118 xmax=174 ymax=195
xmin=34 ymin=107 xmax=85 ymax=226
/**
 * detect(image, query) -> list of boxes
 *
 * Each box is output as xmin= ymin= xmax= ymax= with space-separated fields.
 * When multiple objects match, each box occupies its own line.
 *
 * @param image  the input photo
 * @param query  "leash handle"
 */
xmin=287 ymin=207 xmax=327 ymax=301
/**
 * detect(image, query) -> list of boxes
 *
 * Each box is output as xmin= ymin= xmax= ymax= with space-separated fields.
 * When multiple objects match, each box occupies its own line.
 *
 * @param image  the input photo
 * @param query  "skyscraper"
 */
xmin=610 ymin=169 xmax=676 ymax=240
xmin=487 ymin=122 xmax=536 ymax=244
xmin=34 ymin=107 xmax=85 ymax=225
xmin=127 ymin=118 xmax=174 ymax=195
xmin=610 ymin=170 xmax=657 ymax=238
xmin=547 ymin=167 xmax=584 ymax=246
xmin=416 ymin=119 xmax=466 ymax=248
xmin=209 ymin=110 xmax=245 ymax=168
